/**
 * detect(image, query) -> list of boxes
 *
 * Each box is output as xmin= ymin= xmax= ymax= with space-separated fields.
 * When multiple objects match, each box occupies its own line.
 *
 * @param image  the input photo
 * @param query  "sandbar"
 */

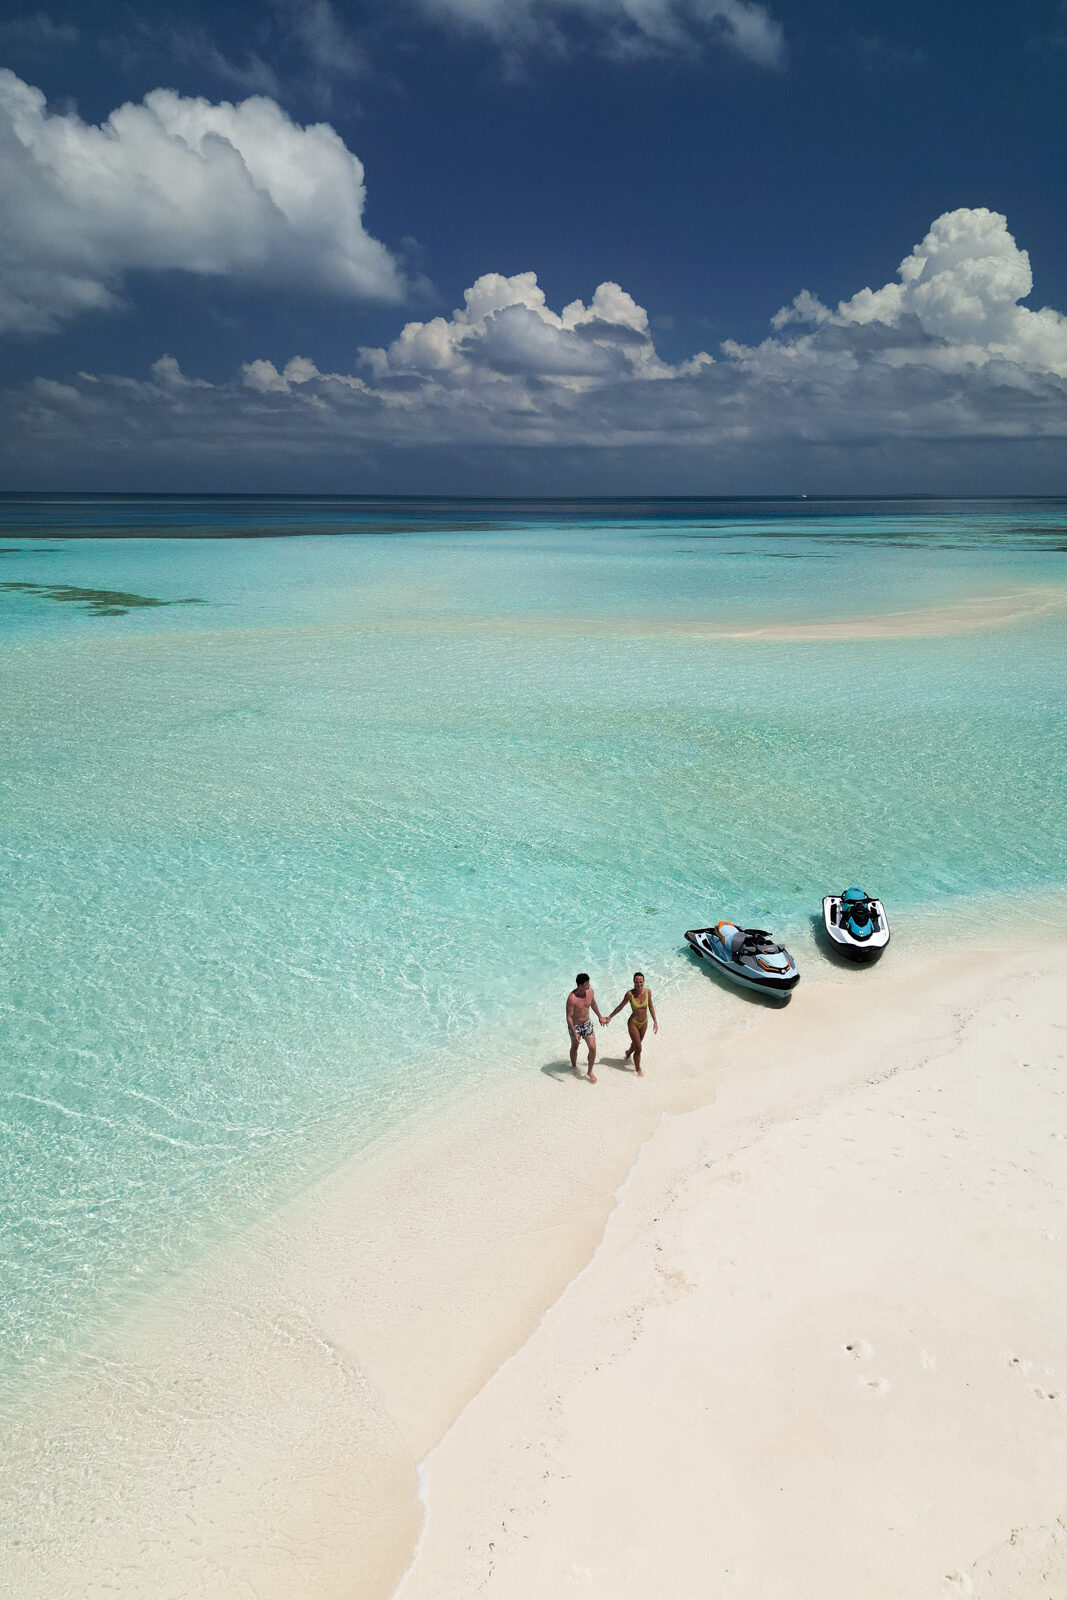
xmin=362 ymin=583 xmax=1067 ymax=642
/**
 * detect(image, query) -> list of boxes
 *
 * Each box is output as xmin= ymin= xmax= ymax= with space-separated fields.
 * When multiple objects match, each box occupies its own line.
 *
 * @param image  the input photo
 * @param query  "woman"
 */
xmin=606 ymin=971 xmax=658 ymax=1075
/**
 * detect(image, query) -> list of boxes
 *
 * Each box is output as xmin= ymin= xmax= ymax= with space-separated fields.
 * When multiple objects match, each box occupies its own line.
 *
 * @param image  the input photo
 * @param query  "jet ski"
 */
xmin=822 ymin=887 xmax=890 ymax=961
xmin=685 ymin=921 xmax=800 ymax=998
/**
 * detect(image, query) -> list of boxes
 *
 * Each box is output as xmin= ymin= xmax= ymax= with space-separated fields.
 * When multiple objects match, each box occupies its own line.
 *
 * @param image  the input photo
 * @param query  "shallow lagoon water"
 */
xmin=1 ymin=497 xmax=1065 ymax=1400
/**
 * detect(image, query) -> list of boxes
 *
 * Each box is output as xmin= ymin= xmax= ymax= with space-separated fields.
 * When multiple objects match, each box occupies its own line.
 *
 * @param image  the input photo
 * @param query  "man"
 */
xmin=566 ymin=972 xmax=607 ymax=1083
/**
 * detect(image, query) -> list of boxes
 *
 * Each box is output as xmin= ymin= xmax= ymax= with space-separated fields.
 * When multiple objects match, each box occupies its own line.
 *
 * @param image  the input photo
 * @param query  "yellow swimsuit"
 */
xmin=629 ymin=990 xmax=649 ymax=1034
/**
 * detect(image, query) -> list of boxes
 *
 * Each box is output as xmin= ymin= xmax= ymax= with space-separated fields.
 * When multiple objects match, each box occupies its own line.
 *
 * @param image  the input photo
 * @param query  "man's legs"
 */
xmin=586 ymin=1034 xmax=597 ymax=1084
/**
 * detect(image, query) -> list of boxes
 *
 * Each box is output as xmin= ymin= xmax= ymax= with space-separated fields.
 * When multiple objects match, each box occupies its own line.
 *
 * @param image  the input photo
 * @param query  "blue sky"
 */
xmin=1 ymin=0 xmax=1066 ymax=492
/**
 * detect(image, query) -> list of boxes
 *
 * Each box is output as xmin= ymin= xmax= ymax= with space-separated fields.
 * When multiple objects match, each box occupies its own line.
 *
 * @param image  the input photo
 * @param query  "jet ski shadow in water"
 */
xmin=822 ymin=887 xmax=890 ymax=963
xmin=685 ymin=921 xmax=800 ymax=1002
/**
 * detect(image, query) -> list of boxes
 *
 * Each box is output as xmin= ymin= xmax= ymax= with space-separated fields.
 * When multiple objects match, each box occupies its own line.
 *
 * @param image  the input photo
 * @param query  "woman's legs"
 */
xmin=626 ymin=1016 xmax=646 ymax=1074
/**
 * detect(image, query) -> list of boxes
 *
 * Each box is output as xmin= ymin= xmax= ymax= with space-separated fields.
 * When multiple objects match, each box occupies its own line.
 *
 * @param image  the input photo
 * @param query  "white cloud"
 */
xmin=150 ymin=354 xmax=213 ymax=389
xmin=414 ymin=0 xmax=785 ymax=67
xmin=359 ymin=271 xmax=701 ymax=382
xmin=770 ymin=207 xmax=1067 ymax=378
xmin=4 ymin=208 xmax=1067 ymax=489
xmin=0 ymin=70 xmax=403 ymax=335
xmin=241 ymin=355 xmax=344 ymax=393
xmin=770 ymin=288 xmax=831 ymax=330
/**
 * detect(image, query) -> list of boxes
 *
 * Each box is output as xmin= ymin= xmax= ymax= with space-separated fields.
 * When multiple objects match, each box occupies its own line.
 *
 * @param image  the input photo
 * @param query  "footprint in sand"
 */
xmin=1007 ymin=1355 xmax=1061 ymax=1401
xmin=843 ymin=1341 xmax=889 ymax=1393
xmin=919 ymin=1348 xmax=938 ymax=1371
xmin=943 ymin=1572 xmax=974 ymax=1594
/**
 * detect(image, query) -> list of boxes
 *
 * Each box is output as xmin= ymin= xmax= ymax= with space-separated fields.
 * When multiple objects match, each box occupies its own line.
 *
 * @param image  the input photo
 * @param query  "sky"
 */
xmin=1 ymin=0 xmax=1066 ymax=493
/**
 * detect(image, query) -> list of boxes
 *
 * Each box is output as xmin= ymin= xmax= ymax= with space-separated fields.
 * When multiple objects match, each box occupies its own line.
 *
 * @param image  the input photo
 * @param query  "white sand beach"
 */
xmin=399 ymin=942 xmax=1067 ymax=1600
xmin=3 ymin=925 xmax=1066 ymax=1599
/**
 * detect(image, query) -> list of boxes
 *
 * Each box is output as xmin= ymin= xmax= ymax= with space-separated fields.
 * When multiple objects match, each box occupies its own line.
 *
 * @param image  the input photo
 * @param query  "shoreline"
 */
xmin=2 ymin=919 xmax=1067 ymax=1597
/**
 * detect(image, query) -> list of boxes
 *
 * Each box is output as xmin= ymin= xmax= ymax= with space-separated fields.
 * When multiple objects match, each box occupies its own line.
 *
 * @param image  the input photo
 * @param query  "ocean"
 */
xmin=2 ymin=495 xmax=1065 ymax=1404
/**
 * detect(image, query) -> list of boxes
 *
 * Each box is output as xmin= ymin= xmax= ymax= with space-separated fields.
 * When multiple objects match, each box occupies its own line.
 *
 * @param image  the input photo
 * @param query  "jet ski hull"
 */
xmin=822 ymin=896 xmax=890 ymax=962
xmin=685 ymin=926 xmax=800 ymax=997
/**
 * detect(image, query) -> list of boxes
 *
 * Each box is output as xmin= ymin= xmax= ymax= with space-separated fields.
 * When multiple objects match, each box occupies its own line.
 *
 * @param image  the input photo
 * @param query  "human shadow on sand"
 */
xmin=541 ymin=1058 xmax=590 ymax=1084
xmin=682 ymin=940 xmax=794 ymax=1006
xmin=541 ymin=1055 xmax=642 ymax=1084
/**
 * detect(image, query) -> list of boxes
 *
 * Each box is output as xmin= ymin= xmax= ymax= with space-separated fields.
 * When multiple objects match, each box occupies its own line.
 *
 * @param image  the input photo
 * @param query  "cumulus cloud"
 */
xmin=739 ymin=207 xmax=1067 ymax=379
xmin=0 ymin=70 xmax=403 ymax=334
xmin=414 ymin=0 xmax=785 ymax=68
xmin=357 ymin=271 xmax=709 ymax=383
xmin=4 ymin=208 xmax=1067 ymax=489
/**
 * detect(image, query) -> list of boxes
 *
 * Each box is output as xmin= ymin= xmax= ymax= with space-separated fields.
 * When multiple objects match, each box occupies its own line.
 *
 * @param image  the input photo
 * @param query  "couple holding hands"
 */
xmin=566 ymin=971 xmax=658 ymax=1083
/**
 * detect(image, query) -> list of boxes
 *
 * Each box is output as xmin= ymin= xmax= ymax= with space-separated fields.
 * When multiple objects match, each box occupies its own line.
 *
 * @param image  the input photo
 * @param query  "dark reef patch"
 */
xmin=0 ymin=583 xmax=204 ymax=617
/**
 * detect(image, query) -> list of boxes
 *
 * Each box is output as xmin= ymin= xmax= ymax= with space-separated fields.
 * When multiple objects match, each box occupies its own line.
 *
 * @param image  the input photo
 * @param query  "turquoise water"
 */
xmin=1 ymin=496 xmax=1066 ymax=1399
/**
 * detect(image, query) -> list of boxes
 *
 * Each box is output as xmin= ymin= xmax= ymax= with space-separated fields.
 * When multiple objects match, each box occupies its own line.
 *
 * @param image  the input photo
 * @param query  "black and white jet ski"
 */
xmin=685 ymin=920 xmax=800 ymax=998
xmin=822 ymin=887 xmax=890 ymax=962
